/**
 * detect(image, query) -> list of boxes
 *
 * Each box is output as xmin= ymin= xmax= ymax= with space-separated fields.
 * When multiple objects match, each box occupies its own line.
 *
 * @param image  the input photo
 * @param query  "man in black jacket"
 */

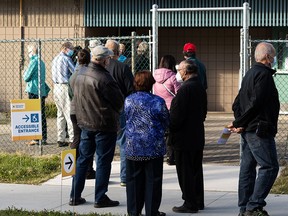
xmin=69 ymin=45 xmax=124 ymax=208
xmin=229 ymin=42 xmax=279 ymax=216
xmin=105 ymin=39 xmax=134 ymax=187
xmin=170 ymin=60 xmax=207 ymax=213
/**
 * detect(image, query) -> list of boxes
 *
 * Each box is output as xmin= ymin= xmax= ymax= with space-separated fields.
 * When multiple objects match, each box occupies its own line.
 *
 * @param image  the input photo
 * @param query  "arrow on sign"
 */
xmin=65 ymin=156 xmax=73 ymax=169
xmin=22 ymin=114 xmax=29 ymax=122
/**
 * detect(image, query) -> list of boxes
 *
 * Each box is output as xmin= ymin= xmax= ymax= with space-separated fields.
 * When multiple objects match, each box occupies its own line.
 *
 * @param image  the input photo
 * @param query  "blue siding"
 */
xmin=84 ymin=0 xmax=288 ymax=27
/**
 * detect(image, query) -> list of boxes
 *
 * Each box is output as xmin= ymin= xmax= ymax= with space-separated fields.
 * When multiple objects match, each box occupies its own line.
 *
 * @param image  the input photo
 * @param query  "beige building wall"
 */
xmin=0 ymin=0 xmax=85 ymax=111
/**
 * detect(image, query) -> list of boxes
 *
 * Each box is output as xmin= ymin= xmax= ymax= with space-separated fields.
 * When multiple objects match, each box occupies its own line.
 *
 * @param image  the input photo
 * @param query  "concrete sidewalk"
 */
xmin=1 ymin=161 xmax=287 ymax=216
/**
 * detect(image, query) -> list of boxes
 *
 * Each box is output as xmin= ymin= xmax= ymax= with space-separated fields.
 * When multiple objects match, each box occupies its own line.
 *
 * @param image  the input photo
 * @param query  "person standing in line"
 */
xmin=24 ymin=43 xmax=50 ymax=146
xmin=88 ymin=39 xmax=103 ymax=57
xmin=228 ymin=42 xmax=279 ymax=216
xmin=135 ymin=41 xmax=150 ymax=72
xmin=118 ymin=43 xmax=128 ymax=63
xmin=153 ymin=55 xmax=181 ymax=165
xmin=105 ymin=39 xmax=134 ymax=187
xmin=125 ymin=70 xmax=169 ymax=216
xmin=183 ymin=42 xmax=208 ymax=90
xmin=170 ymin=60 xmax=207 ymax=213
xmin=52 ymin=42 xmax=75 ymax=147
xmin=68 ymin=48 xmax=95 ymax=179
xmin=69 ymin=45 xmax=124 ymax=208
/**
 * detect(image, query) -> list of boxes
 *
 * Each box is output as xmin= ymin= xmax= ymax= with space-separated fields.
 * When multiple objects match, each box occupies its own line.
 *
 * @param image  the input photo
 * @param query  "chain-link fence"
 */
xmin=249 ymin=39 xmax=288 ymax=164
xmin=0 ymin=35 xmax=151 ymax=156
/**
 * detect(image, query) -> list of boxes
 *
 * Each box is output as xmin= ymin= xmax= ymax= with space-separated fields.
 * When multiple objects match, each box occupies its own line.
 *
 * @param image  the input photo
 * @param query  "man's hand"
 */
xmin=227 ymin=123 xmax=244 ymax=134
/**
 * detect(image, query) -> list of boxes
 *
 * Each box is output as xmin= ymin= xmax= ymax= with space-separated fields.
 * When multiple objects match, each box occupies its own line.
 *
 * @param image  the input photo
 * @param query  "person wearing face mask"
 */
xmin=170 ymin=60 xmax=207 ymax=213
xmin=228 ymin=42 xmax=279 ymax=216
xmin=52 ymin=42 xmax=75 ymax=147
xmin=24 ymin=43 xmax=50 ymax=146
xmin=69 ymin=45 xmax=124 ymax=208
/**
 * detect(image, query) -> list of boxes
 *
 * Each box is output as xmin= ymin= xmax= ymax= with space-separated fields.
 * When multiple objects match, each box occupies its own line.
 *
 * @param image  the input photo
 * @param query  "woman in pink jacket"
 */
xmin=153 ymin=55 xmax=181 ymax=165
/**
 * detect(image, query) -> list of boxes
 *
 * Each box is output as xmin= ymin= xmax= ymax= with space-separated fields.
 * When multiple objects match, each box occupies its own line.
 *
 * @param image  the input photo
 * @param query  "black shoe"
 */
xmin=69 ymin=197 xmax=86 ymax=206
xmin=166 ymin=158 xmax=176 ymax=166
xmin=58 ymin=141 xmax=69 ymax=147
xmin=172 ymin=205 xmax=198 ymax=213
xmin=198 ymin=205 xmax=204 ymax=210
xmin=244 ymin=208 xmax=269 ymax=216
xmin=157 ymin=211 xmax=166 ymax=216
xmin=86 ymin=170 xmax=96 ymax=179
xmin=94 ymin=195 xmax=119 ymax=208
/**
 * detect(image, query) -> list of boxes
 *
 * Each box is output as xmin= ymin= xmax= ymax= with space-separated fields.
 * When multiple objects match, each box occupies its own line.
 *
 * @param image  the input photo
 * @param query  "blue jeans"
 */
xmin=70 ymin=129 xmax=117 ymax=203
xmin=116 ymin=110 xmax=126 ymax=183
xmin=238 ymin=132 xmax=279 ymax=213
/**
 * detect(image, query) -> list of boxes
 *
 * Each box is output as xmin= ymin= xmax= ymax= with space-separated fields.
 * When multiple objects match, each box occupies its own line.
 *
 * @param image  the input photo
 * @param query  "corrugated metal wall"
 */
xmin=84 ymin=0 xmax=288 ymax=27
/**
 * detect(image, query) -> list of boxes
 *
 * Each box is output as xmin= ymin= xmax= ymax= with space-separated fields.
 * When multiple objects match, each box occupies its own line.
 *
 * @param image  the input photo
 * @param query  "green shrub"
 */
xmin=45 ymin=102 xmax=57 ymax=118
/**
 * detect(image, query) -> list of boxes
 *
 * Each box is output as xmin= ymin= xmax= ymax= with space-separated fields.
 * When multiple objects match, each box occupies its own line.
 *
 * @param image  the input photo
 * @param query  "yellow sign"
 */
xmin=61 ymin=149 xmax=76 ymax=177
xmin=10 ymin=99 xmax=42 ymax=141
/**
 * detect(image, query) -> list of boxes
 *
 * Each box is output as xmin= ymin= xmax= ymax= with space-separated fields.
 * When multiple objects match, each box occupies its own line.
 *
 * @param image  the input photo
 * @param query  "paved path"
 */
xmin=1 ymin=161 xmax=287 ymax=216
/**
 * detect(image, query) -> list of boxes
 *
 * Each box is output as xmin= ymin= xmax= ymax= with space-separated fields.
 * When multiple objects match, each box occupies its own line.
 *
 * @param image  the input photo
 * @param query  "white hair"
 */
xmin=27 ymin=43 xmax=38 ymax=54
xmin=254 ymin=42 xmax=276 ymax=62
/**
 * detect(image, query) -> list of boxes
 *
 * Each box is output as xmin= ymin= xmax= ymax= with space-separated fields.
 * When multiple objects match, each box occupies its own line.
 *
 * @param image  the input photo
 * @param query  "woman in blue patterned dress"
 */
xmin=124 ymin=70 xmax=169 ymax=216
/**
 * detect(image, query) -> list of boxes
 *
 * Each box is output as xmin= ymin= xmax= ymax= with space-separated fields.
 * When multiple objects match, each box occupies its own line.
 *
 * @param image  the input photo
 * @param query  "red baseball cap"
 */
xmin=183 ymin=43 xmax=197 ymax=53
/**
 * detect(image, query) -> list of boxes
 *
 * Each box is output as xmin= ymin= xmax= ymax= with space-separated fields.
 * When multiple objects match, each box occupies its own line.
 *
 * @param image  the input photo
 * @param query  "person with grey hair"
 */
xmin=69 ymin=45 xmax=124 ymax=208
xmin=135 ymin=41 xmax=150 ymax=72
xmin=52 ymin=41 xmax=75 ymax=147
xmin=88 ymin=39 xmax=103 ymax=49
xmin=228 ymin=42 xmax=279 ymax=216
xmin=105 ymin=39 xmax=134 ymax=187
xmin=170 ymin=60 xmax=207 ymax=213
xmin=24 ymin=43 xmax=50 ymax=145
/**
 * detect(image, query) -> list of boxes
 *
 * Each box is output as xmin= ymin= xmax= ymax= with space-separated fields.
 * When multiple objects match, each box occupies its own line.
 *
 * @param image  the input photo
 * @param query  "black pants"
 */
xmin=28 ymin=93 xmax=47 ymax=141
xmin=174 ymin=148 xmax=204 ymax=210
xmin=70 ymin=114 xmax=94 ymax=173
xmin=126 ymin=157 xmax=163 ymax=216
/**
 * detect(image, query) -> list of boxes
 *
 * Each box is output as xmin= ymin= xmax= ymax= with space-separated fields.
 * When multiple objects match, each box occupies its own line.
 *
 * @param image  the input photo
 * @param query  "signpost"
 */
xmin=10 ymin=99 xmax=42 ymax=141
xmin=61 ymin=149 xmax=76 ymax=177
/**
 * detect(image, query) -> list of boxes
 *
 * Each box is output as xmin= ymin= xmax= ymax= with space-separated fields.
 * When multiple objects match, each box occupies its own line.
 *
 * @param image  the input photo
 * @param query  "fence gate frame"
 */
xmin=150 ymin=2 xmax=250 ymax=86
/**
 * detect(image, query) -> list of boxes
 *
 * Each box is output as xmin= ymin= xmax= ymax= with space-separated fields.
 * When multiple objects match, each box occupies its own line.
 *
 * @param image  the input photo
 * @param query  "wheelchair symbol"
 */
xmin=31 ymin=114 xmax=39 ymax=123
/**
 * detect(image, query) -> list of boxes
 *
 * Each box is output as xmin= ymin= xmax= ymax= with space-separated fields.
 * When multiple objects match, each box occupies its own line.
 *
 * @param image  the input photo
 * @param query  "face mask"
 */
xmin=66 ymin=49 xmax=74 ymax=57
xmin=28 ymin=53 xmax=34 ymax=58
xmin=271 ymin=56 xmax=277 ymax=68
xmin=176 ymin=72 xmax=184 ymax=83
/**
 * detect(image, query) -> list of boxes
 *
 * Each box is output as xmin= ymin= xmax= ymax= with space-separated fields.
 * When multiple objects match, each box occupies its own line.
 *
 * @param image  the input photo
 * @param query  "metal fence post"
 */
xmin=152 ymin=4 xmax=158 ymax=76
xmin=131 ymin=31 xmax=136 ymax=74
xmin=243 ymin=2 xmax=250 ymax=75
xmin=37 ymin=39 xmax=43 ymax=155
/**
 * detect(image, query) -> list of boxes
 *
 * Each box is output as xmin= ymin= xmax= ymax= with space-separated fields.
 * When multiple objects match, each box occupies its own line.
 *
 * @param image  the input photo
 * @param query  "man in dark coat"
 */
xmin=229 ymin=42 xmax=279 ymax=216
xmin=69 ymin=45 xmax=124 ymax=208
xmin=105 ymin=39 xmax=134 ymax=186
xmin=170 ymin=59 xmax=207 ymax=213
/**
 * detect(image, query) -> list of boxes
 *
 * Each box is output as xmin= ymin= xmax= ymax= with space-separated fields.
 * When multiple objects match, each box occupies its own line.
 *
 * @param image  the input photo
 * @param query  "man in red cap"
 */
xmin=183 ymin=43 xmax=207 ymax=90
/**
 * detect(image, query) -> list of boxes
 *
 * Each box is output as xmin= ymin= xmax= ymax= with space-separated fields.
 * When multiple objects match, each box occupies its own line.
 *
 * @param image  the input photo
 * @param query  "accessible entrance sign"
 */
xmin=10 ymin=99 xmax=42 ymax=141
